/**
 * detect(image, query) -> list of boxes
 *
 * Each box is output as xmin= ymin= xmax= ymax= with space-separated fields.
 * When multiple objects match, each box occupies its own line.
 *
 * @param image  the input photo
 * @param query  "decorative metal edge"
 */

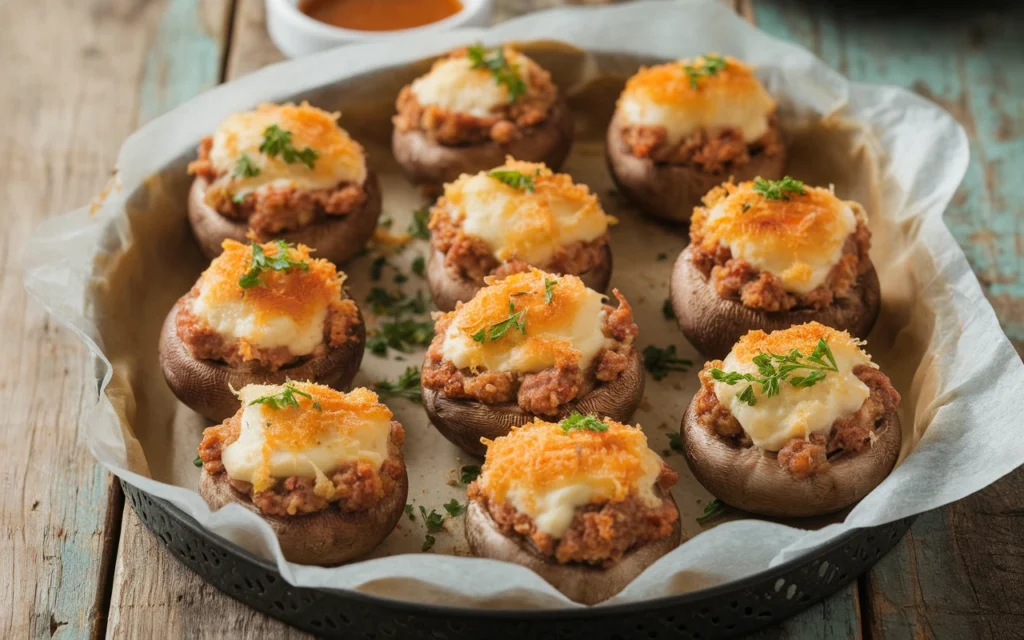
xmin=122 ymin=481 xmax=912 ymax=639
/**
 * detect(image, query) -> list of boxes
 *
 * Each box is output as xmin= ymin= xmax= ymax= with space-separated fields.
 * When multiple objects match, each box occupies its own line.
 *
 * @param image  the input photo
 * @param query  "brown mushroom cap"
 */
xmin=187 ymin=172 xmax=382 ymax=266
xmin=605 ymin=116 xmax=787 ymax=224
xmin=391 ymin=95 xmax=574 ymax=189
xmin=464 ymin=491 xmax=681 ymax=605
xmin=680 ymin=393 xmax=901 ymax=518
xmin=199 ymin=458 xmax=408 ymax=566
xmin=425 ymin=244 xmax=614 ymax=313
xmin=670 ymin=247 xmax=881 ymax=360
xmin=158 ymin=298 xmax=366 ymax=423
xmin=423 ymin=347 xmax=645 ymax=457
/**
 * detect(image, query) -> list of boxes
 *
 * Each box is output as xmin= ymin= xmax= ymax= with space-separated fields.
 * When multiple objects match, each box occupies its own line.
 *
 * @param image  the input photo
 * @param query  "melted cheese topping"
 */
xmin=478 ymin=419 xmax=664 ymax=537
xmin=207 ymin=102 xmax=367 ymax=199
xmin=437 ymin=158 xmax=613 ymax=265
xmin=191 ymin=239 xmax=344 ymax=356
xmin=711 ymin=323 xmax=876 ymax=452
xmin=693 ymin=181 xmax=862 ymax=294
xmin=410 ymin=49 xmax=536 ymax=117
xmin=616 ymin=56 xmax=776 ymax=145
xmin=222 ymin=384 xmax=393 ymax=493
xmin=440 ymin=269 xmax=608 ymax=374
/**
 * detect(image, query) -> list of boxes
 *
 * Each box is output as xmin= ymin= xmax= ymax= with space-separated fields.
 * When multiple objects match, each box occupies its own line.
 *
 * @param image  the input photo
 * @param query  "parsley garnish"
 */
xmin=421 ymin=535 xmax=436 ymax=552
xmin=643 ymin=345 xmax=694 ymax=381
xmin=443 ymin=499 xmax=467 ymax=518
xmin=489 ymin=169 xmax=537 ymax=192
xmin=741 ymin=202 xmax=752 ymax=212
xmin=467 ymin=44 xmax=527 ymax=102
xmin=667 ymin=432 xmax=683 ymax=452
xmin=683 ymin=54 xmax=728 ymax=88
xmin=374 ymin=366 xmax=421 ymax=402
xmin=559 ymin=412 xmax=609 ymax=434
xmin=544 ymin=278 xmax=557 ymax=304
xmin=752 ymin=176 xmax=806 ymax=201
xmin=368 ymin=319 xmax=433 ymax=355
xmin=696 ymin=499 xmax=726 ymax=524
xmin=248 ymin=383 xmax=322 ymax=411
xmin=404 ymin=504 xmax=415 ymax=520
xmin=193 ymin=455 xmax=203 ymax=468
xmin=460 ymin=465 xmax=482 ymax=485
xmin=259 ymin=124 xmax=318 ymax=168
xmin=365 ymin=288 xmax=427 ymax=317
xmin=238 ymin=240 xmax=308 ymax=289
xmin=233 ymin=153 xmax=261 ymax=178
xmin=411 ymin=255 xmax=426 ymax=277
xmin=471 ymin=299 xmax=527 ymax=342
xmin=657 ymin=252 xmax=668 ymax=262
xmin=710 ymin=338 xmax=839 ymax=406
xmin=370 ymin=256 xmax=389 ymax=281
xmin=407 ymin=207 xmax=430 ymax=239
xmin=419 ymin=506 xmax=445 ymax=533
xmin=662 ymin=298 xmax=676 ymax=320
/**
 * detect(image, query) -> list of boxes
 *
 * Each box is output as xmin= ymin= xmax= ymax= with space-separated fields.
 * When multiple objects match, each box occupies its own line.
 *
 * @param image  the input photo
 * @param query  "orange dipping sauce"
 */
xmin=300 ymin=0 xmax=464 ymax=31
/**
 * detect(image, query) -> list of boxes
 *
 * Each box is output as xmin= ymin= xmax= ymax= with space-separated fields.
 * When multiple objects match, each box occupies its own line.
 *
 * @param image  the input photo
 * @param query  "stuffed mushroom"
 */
xmin=465 ymin=415 xmax=681 ymax=605
xmin=670 ymin=177 xmax=880 ymax=359
xmin=426 ymin=158 xmax=614 ymax=311
xmin=187 ymin=102 xmax=382 ymax=264
xmin=392 ymin=45 xmax=573 ymax=189
xmin=606 ymin=54 xmax=786 ymax=222
xmin=682 ymin=322 xmax=901 ymax=518
xmin=421 ymin=269 xmax=644 ymax=457
xmin=159 ymin=239 xmax=365 ymax=422
xmin=197 ymin=383 xmax=408 ymax=565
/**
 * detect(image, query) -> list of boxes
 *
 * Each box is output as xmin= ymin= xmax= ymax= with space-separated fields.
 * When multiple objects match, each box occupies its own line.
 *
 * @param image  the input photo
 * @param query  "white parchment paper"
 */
xmin=23 ymin=0 xmax=1024 ymax=608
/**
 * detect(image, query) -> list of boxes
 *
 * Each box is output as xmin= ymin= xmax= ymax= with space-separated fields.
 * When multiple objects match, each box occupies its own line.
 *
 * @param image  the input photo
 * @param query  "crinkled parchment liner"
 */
xmin=24 ymin=0 xmax=1024 ymax=609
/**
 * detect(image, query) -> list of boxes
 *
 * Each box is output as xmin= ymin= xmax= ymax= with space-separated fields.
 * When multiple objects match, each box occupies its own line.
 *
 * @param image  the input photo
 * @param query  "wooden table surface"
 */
xmin=3 ymin=0 xmax=1022 ymax=638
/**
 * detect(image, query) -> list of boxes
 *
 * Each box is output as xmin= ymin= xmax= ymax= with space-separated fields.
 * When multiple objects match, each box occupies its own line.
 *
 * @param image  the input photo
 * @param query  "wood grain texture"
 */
xmin=751 ymin=584 xmax=861 ymax=640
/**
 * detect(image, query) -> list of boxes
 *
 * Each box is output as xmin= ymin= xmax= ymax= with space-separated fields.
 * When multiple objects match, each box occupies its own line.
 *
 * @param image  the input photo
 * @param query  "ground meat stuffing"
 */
xmin=421 ymin=290 xmax=637 ymax=414
xmin=468 ymin=464 xmax=679 ymax=566
xmin=695 ymin=363 xmax=901 ymax=479
xmin=392 ymin=49 xmax=558 ymax=146
xmin=176 ymin=288 xmax=361 ymax=371
xmin=429 ymin=205 xmax=609 ymax=283
xmin=690 ymin=217 xmax=872 ymax=312
xmin=199 ymin=415 xmax=405 ymax=517
xmin=618 ymin=115 xmax=784 ymax=172
xmin=186 ymin=137 xmax=367 ymax=238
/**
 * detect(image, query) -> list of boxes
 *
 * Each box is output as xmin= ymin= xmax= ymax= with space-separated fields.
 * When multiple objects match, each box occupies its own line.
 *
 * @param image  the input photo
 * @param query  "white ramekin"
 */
xmin=266 ymin=0 xmax=494 ymax=58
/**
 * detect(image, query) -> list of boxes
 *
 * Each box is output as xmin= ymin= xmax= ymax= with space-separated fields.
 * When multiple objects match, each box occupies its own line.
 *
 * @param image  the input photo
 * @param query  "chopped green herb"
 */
xmin=404 ymin=504 xmax=415 ymax=520
xmin=368 ymin=319 xmax=434 ymax=355
xmin=378 ymin=217 xmax=393 ymax=229
xmin=394 ymin=273 xmax=409 ymax=285
xmin=407 ymin=207 xmax=430 ymax=239
xmin=233 ymin=153 xmax=261 ymax=178
xmin=421 ymin=534 xmax=436 ymax=552
xmin=489 ymin=169 xmax=537 ymax=192
xmin=460 ymin=465 xmax=482 ymax=485
xmin=419 ymin=506 xmax=445 ymax=533
xmin=696 ymin=499 xmax=726 ymax=524
xmin=471 ymin=299 xmax=527 ymax=343
xmin=467 ymin=44 xmax=527 ymax=102
xmin=662 ymin=298 xmax=676 ymax=320
xmin=667 ymin=432 xmax=683 ymax=452
xmin=741 ymin=202 xmax=752 ymax=212
xmin=643 ymin=344 xmax=694 ymax=381
xmin=544 ymin=278 xmax=557 ymax=304
xmin=709 ymin=338 xmax=838 ymax=406
xmin=370 ymin=256 xmax=389 ymax=281
xmin=374 ymin=366 xmax=422 ymax=402
xmin=683 ymin=53 xmax=728 ymax=89
xmin=248 ymin=383 xmax=321 ymax=411
xmin=365 ymin=288 xmax=427 ymax=317
xmin=559 ymin=412 xmax=609 ymax=434
xmin=411 ymin=254 xmax=426 ymax=277
xmin=752 ymin=176 xmax=806 ymax=201
xmin=259 ymin=124 xmax=318 ymax=168
xmin=238 ymin=240 xmax=309 ymax=289
xmin=193 ymin=455 xmax=203 ymax=468
xmin=232 ymin=192 xmax=247 ymax=204
xmin=443 ymin=499 xmax=467 ymax=518
xmin=656 ymin=252 xmax=668 ymax=262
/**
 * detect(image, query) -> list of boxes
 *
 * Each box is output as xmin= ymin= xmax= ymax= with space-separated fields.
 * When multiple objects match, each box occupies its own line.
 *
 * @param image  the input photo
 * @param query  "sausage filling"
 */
xmin=421 ymin=290 xmax=638 ymax=415
xmin=467 ymin=464 xmax=678 ymax=566
xmin=198 ymin=412 xmax=406 ymax=517
xmin=176 ymin=288 xmax=362 ymax=371
xmin=694 ymin=362 xmax=901 ymax=479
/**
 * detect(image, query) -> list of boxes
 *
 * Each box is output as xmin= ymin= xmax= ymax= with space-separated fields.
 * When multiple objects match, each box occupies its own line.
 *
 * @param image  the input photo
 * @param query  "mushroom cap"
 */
xmin=605 ymin=116 xmax=787 ymax=224
xmin=464 ymin=491 xmax=681 ymax=605
xmin=158 ymin=298 xmax=366 ymax=423
xmin=199 ymin=458 xmax=408 ymax=566
xmin=391 ymin=95 xmax=574 ymax=189
xmin=670 ymin=247 xmax=882 ymax=360
xmin=187 ymin=172 xmax=382 ymax=266
xmin=425 ymin=244 xmax=614 ymax=313
xmin=423 ymin=347 xmax=646 ymax=457
xmin=680 ymin=392 xmax=901 ymax=518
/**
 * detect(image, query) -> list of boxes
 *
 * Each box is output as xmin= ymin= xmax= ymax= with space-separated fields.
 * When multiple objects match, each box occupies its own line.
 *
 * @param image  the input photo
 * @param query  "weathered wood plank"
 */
xmin=751 ymin=584 xmax=861 ymax=640
xmin=753 ymin=3 xmax=1024 ymax=639
xmin=224 ymin=0 xmax=284 ymax=80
